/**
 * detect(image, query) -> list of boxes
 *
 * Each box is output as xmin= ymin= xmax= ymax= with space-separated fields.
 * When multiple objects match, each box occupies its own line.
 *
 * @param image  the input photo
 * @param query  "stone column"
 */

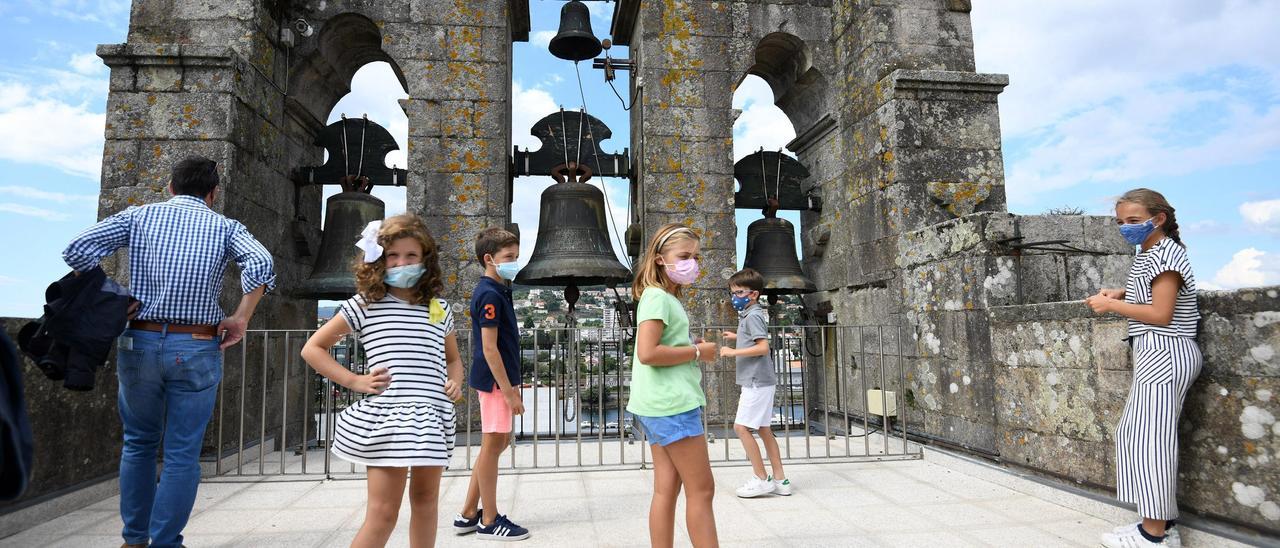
xmin=395 ymin=1 xmax=519 ymax=305
xmin=622 ymin=2 xmax=739 ymax=421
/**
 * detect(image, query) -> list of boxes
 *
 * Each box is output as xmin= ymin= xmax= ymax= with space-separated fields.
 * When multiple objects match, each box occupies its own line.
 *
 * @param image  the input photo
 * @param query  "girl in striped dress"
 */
xmin=302 ymin=214 xmax=463 ymax=547
xmin=1086 ymin=189 xmax=1200 ymax=548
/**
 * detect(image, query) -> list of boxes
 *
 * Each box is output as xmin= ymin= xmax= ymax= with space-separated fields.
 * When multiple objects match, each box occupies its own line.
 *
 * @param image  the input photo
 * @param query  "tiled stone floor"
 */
xmin=1 ymin=454 xmax=1257 ymax=547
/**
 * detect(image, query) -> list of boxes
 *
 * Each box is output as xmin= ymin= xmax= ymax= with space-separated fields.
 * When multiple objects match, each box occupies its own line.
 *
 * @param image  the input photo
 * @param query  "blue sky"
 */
xmin=1 ymin=1 xmax=1278 ymax=318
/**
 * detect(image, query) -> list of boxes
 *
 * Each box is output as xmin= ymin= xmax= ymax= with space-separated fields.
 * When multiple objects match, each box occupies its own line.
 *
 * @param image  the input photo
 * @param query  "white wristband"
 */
xmin=693 ymin=345 xmax=701 ymax=361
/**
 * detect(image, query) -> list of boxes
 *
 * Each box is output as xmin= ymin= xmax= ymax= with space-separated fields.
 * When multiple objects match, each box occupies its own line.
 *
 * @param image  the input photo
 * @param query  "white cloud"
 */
xmin=541 ymin=73 xmax=564 ymax=87
xmin=68 ymin=52 xmax=103 ymax=75
xmin=732 ymin=75 xmax=796 ymax=162
xmin=0 ymin=203 xmax=71 ymax=221
xmin=0 ymin=185 xmax=97 ymax=203
xmin=0 ymin=82 xmax=104 ymax=179
xmin=531 ymin=30 xmax=556 ymax=48
xmin=971 ymin=1 xmax=1280 ymax=208
xmin=1241 ymin=199 xmax=1280 ymax=233
xmin=37 ymin=0 xmax=131 ymax=30
xmin=512 ymin=80 xmax=558 ymax=151
xmin=585 ymin=1 xmax=614 ymax=24
xmin=1210 ymin=248 xmax=1280 ymax=290
xmin=1183 ymin=219 xmax=1232 ymax=237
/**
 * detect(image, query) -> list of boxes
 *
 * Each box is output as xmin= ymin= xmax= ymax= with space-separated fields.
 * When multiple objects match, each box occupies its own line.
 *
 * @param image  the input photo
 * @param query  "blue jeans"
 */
xmin=116 ymin=328 xmax=222 ymax=547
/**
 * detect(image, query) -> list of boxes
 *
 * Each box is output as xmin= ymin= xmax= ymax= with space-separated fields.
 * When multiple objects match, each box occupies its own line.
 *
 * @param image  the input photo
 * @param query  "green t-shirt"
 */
xmin=626 ymin=286 xmax=706 ymax=417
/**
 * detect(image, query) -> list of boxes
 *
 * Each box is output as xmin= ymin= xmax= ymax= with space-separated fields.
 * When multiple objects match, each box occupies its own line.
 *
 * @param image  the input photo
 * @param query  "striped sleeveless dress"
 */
xmin=331 ymin=294 xmax=457 ymax=467
xmin=1115 ymin=236 xmax=1201 ymax=520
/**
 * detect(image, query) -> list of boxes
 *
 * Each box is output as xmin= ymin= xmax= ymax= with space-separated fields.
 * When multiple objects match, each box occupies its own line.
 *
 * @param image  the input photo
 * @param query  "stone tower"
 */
xmin=613 ymin=0 xmax=1039 ymax=445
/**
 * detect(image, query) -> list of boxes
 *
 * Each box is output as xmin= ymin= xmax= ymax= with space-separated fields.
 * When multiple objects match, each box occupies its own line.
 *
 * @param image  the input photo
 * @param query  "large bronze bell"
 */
xmin=549 ymin=0 xmax=602 ymax=61
xmin=298 ymin=191 xmax=385 ymax=300
xmin=743 ymin=216 xmax=816 ymax=295
xmin=516 ymin=172 xmax=630 ymax=288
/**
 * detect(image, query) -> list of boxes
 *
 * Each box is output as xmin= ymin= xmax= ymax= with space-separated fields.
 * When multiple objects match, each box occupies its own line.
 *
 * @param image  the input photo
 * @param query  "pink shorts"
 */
xmin=477 ymin=388 xmax=513 ymax=433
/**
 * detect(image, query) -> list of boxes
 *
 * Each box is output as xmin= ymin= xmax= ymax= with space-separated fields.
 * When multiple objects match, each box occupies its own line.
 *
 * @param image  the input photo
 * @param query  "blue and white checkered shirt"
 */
xmin=62 ymin=195 xmax=276 ymax=325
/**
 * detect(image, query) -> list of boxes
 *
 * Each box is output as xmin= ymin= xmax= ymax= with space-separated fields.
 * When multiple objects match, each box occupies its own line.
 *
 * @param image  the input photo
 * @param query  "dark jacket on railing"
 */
xmin=17 ymin=267 xmax=133 ymax=391
xmin=0 ymin=330 xmax=33 ymax=501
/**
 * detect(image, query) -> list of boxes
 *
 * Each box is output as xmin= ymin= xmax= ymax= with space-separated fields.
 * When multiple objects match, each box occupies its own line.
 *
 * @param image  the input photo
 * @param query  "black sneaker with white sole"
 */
xmin=453 ymin=511 xmax=481 ymax=535
xmin=475 ymin=514 xmax=530 ymax=542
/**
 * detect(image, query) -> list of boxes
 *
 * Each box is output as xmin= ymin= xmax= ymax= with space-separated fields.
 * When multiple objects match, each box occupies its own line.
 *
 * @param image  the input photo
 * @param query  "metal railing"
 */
xmin=208 ymin=323 xmax=920 ymax=478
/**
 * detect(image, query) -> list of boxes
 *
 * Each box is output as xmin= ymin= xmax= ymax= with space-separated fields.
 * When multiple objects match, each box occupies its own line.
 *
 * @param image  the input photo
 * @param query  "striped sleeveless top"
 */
xmin=329 ymin=293 xmax=457 ymax=467
xmin=1124 ymin=237 xmax=1200 ymax=339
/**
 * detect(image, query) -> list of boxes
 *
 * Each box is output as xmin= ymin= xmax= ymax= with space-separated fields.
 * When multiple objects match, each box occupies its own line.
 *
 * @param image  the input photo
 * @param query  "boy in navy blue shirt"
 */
xmin=453 ymin=228 xmax=530 ymax=541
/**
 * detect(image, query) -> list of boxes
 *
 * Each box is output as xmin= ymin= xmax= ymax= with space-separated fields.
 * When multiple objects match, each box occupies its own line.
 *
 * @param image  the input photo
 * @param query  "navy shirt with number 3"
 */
xmin=469 ymin=276 xmax=521 ymax=392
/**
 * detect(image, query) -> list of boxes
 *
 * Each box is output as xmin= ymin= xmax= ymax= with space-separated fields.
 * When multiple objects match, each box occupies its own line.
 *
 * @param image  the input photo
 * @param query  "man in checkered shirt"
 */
xmin=62 ymin=155 xmax=276 ymax=548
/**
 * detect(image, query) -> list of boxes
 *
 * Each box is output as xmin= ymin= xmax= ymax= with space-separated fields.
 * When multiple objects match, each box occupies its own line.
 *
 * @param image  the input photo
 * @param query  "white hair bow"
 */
xmin=355 ymin=220 xmax=383 ymax=263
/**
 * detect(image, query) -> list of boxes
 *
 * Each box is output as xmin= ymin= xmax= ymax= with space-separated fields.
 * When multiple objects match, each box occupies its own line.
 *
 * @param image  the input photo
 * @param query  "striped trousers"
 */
xmin=1114 ymin=332 xmax=1202 ymax=520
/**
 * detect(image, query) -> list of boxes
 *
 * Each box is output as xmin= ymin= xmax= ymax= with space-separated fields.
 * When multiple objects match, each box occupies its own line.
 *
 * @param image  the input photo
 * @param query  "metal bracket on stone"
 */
xmin=995 ymin=237 xmax=1108 ymax=256
xmin=512 ymin=110 xmax=630 ymax=180
xmin=734 ymin=149 xmax=819 ymax=212
xmin=292 ymin=115 xmax=408 ymax=189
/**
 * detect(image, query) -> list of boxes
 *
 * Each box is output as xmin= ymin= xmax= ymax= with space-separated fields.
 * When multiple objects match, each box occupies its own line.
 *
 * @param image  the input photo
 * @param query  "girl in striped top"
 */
xmin=1085 ymin=189 xmax=1200 ymax=548
xmin=302 ymin=214 xmax=463 ymax=547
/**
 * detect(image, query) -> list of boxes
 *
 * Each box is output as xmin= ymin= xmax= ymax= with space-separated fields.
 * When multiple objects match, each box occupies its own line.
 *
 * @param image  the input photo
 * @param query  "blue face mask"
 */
xmin=385 ymin=264 xmax=425 ymax=288
xmin=1119 ymin=217 xmax=1157 ymax=246
xmin=731 ymin=294 xmax=752 ymax=311
xmin=495 ymin=261 xmax=520 ymax=281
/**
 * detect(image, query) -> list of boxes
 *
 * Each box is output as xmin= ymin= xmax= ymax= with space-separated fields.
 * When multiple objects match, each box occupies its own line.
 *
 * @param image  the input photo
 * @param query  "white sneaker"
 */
xmin=1101 ymin=524 xmax=1169 ymax=547
xmin=1110 ymin=522 xmax=1180 ymax=548
xmin=735 ymin=475 xmax=775 ymax=498
xmin=771 ymin=477 xmax=792 ymax=496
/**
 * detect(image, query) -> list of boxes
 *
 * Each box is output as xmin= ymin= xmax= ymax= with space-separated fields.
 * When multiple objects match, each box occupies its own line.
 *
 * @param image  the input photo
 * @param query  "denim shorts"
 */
xmin=634 ymin=407 xmax=704 ymax=446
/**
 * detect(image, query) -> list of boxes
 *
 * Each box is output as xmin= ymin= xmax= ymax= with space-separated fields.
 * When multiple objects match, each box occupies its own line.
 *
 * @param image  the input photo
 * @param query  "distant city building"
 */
xmin=601 ymin=302 xmax=619 ymax=342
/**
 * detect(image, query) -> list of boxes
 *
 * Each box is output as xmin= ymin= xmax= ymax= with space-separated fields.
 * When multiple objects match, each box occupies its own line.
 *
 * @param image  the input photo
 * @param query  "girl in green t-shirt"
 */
xmin=628 ymin=223 xmax=720 ymax=547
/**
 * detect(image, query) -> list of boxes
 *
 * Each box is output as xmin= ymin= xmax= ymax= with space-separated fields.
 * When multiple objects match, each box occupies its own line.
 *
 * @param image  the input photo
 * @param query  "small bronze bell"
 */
xmin=297 ymin=191 xmax=385 ymax=299
xmin=549 ymin=0 xmax=602 ymax=61
xmin=743 ymin=215 xmax=816 ymax=295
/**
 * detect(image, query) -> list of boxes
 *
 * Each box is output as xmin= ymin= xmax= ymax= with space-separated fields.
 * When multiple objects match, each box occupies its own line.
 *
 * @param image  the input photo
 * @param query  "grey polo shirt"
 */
xmin=734 ymin=303 xmax=776 ymax=387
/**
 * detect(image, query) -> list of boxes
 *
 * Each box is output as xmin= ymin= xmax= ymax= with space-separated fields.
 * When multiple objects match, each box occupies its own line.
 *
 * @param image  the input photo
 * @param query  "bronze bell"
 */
xmin=297 ymin=192 xmax=385 ymax=300
xmin=549 ymin=0 xmax=602 ymax=61
xmin=743 ymin=216 xmax=816 ymax=295
xmin=516 ymin=170 xmax=630 ymax=288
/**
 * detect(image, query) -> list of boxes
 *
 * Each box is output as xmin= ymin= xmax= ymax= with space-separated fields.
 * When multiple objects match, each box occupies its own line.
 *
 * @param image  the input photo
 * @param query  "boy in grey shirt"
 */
xmin=720 ymin=268 xmax=791 ymax=497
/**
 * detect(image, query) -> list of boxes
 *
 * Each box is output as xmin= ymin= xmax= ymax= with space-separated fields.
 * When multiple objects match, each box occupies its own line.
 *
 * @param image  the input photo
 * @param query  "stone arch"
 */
xmin=743 ymin=32 xmax=830 ymax=138
xmin=288 ymin=12 xmax=410 ymax=125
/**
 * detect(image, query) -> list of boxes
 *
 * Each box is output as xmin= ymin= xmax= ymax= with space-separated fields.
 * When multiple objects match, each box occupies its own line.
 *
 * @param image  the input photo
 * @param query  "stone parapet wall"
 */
xmin=805 ymin=211 xmax=1134 ymax=453
xmin=991 ymin=286 xmax=1280 ymax=533
xmin=0 ymin=318 xmax=121 ymax=509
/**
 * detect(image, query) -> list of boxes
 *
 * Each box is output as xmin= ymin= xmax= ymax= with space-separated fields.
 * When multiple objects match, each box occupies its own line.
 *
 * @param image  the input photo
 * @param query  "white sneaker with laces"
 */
xmin=1100 ymin=524 xmax=1168 ymax=547
xmin=1110 ymin=522 xmax=1180 ymax=548
xmin=734 ymin=475 xmax=775 ymax=498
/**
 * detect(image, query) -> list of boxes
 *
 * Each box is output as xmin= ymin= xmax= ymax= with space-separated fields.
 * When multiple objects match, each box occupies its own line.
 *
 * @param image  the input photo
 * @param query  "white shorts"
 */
xmin=734 ymin=385 xmax=776 ymax=429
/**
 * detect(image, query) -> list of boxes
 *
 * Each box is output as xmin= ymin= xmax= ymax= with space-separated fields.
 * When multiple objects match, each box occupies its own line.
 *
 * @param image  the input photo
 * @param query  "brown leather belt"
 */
xmin=128 ymin=321 xmax=218 ymax=337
